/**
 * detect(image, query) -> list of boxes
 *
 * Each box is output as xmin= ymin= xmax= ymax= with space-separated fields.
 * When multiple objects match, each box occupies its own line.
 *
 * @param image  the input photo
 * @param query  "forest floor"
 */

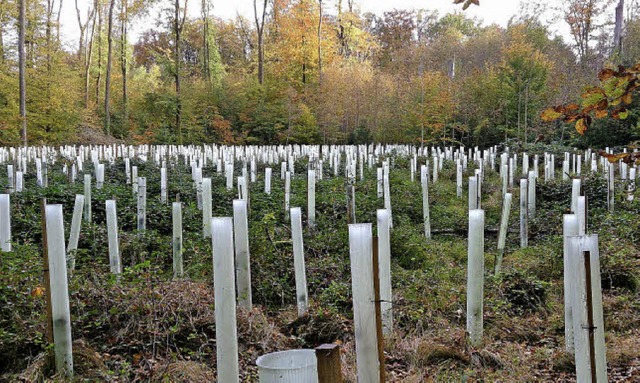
xmin=0 ymin=148 xmax=639 ymax=382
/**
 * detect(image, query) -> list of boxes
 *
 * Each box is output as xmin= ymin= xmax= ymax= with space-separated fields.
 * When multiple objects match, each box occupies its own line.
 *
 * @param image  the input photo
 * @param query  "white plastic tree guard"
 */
xmin=83 ymin=174 xmax=91 ymax=222
xmin=348 ymin=223 xmax=380 ymax=383
xmin=494 ymin=193 xmax=512 ymax=274
xmin=45 ymin=204 xmax=74 ymax=377
xmin=211 ymin=217 xmax=240 ymax=383
xmin=172 ymin=202 xmax=183 ymax=279
xmin=265 ymin=167 xmax=272 ymax=194
xmin=468 ymin=176 xmax=478 ymax=211
xmin=137 ymin=177 xmax=147 ymax=231
xmin=202 ymin=178 xmax=212 ymax=238
xmin=290 ymin=207 xmax=309 ymax=317
xmin=67 ymin=194 xmax=85 ymax=271
xmin=563 ymin=214 xmax=579 ymax=353
xmin=377 ymin=209 xmax=393 ymax=335
xmin=106 ymin=200 xmax=121 ymax=274
xmin=567 ymin=234 xmax=607 ymax=383
xmin=0 ymin=194 xmax=11 ymax=252
xmin=308 ymin=169 xmax=316 ymax=228
xmin=520 ymin=178 xmax=528 ymax=248
xmin=467 ymin=209 xmax=485 ymax=347
xmin=284 ymin=171 xmax=291 ymax=220
xmin=233 ymin=199 xmax=252 ymax=310
xmin=421 ymin=166 xmax=431 ymax=240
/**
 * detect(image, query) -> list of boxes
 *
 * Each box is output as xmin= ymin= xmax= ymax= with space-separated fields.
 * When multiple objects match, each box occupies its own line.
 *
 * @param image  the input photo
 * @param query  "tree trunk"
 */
xmin=104 ymin=0 xmax=115 ymax=136
xmin=56 ymin=0 xmax=63 ymax=43
xmin=174 ymin=0 xmax=187 ymax=144
xmin=317 ymin=0 xmax=322 ymax=86
xmin=85 ymin=1 xmax=97 ymax=109
xmin=96 ymin=2 xmax=102 ymax=107
xmin=202 ymin=0 xmax=210 ymax=82
xmin=121 ymin=0 xmax=128 ymax=129
xmin=254 ymin=0 xmax=267 ymax=85
xmin=75 ymin=0 xmax=88 ymax=62
xmin=614 ymin=0 xmax=624 ymax=56
xmin=19 ymin=0 xmax=27 ymax=146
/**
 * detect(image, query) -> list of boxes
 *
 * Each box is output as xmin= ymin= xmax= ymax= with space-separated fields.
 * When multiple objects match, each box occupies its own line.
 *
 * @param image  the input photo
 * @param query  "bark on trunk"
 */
xmin=19 ymin=0 xmax=27 ymax=146
xmin=104 ymin=0 xmax=115 ymax=135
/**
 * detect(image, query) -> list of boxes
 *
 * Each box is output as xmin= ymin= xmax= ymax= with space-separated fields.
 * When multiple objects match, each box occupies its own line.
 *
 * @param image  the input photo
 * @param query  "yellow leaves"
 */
xmin=540 ymin=107 xmax=563 ymax=122
xmin=598 ymin=150 xmax=631 ymax=164
xmin=594 ymin=109 xmax=608 ymax=119
xmin=31 ymin=286 xmax=45 ymax=298
xmin=575 ymin=118 xmax=588 ymax=134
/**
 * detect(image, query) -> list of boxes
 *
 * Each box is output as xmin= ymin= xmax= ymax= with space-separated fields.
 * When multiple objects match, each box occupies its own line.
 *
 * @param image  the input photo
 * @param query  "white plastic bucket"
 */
xmin=256 ymin=349 xmax=318 ymax=383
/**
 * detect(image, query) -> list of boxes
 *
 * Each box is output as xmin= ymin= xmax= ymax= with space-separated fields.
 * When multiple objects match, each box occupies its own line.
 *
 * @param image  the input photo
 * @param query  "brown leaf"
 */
xmin=595 ymin=109 xmax=608 ymax=119
xmin=622 ymin=91 xmax=633 ymax=105
xmin=598 ymin=150 xmax=630 ymax=164
xmin=598 ymin=68 xmax=617 ymax=81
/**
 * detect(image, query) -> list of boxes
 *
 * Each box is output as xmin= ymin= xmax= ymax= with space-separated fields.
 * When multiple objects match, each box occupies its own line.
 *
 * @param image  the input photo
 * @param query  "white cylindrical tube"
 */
xmin=422 ymin=173 xmax=431 ymax=239
xmin=233 ymin=199 xmax=252 ymax=310
xmin=202 ymin=178 xmax=212 ymax=238
xmin=265 ymin=167 xmax=272 ymax=195
xmin=377 ymin=209 xmax=393 ymax=335
xmin=160 ymin=167 xmax=167 ymax=204
xmin=0 ymin=194 xmax=11 ymax=252
xmin=527 ymin=170 xmax=536 ymax=219
xmin=106 ymin=200 xmax=121 ymax=274
xmin=290 ymin=207 xmax=309 ymax=317
xmin=308 ymin=169 xmax=316 ymax=228
xmin=284 ymin=171 xmax=291 ymax=220
xmin=563 ymin=214 xmax=579 ymax=353
xmin=67 ymin=194 xmax=85 ymax=270
xmin=467 ymin=209 xmax=485 ymax=347
xmin=348 ymin=223 xmax=380 ymax=383
xmin=468 ymin=176 xmax=478 ymax=211
xmin=494 ymin=193 xmax=512 ymax=274
xmin=211 ymin=217 xmax=239 ymax=383
xmin=45 ymin=204 xmax=74 ymax=377
xmin=520 ymin=178 xmax=528 ymax=248
xmin=172 ymin=202 xmax=183 ymax=279
xmin=137 ymin=177 xmax=147 ymax=231
xmin=571 ymin=179 xmax=581 ymax=213
xmin=83 ymin=174 xmax=91 ymax=223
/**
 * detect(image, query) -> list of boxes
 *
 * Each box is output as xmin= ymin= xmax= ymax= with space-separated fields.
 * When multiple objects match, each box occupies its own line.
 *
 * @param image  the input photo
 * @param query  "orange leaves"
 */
xmin=598 ymin=150 xmax=640 ymax=164
xmin=31 ymin=286 xmax=45 ymax=298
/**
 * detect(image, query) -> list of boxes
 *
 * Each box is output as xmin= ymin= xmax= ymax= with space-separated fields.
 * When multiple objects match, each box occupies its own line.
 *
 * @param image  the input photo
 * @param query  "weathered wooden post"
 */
xmin=315 ymin=344 xmax=342 ymax=383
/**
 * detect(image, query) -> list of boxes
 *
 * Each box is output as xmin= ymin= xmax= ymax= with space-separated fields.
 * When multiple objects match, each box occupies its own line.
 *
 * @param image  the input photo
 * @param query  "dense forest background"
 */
xmin=0 ymin=0 xmax=639 ymax=147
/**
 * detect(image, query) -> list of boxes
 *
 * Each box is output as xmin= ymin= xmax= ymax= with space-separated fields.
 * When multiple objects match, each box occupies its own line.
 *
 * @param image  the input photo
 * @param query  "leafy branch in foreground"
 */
xmin=541 ymin=63 xmax=640 ymax=164
xmin=453 ymin=0 xmax=479 ymax=11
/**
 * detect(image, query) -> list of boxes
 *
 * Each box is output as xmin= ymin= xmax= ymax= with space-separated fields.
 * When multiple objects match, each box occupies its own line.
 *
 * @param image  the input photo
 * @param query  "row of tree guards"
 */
xmin=0 ymin=143 xmax=637 ymax=381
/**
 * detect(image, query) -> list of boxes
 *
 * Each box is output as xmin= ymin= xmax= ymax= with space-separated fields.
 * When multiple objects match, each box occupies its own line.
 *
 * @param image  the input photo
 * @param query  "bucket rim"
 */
xmin=255 ymin=349 xmax=316 ymax=371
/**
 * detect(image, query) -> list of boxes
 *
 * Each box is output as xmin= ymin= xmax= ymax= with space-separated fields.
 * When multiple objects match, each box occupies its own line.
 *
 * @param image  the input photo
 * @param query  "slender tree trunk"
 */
xmin=96 ymin=2 xmax=102 ymax=107
xmin=104 ymin=0 xmax=115 ymax=135
xmin=0 ymin=0 xmax=6 ymax=65
xmin=121 ymin=0 xmax=128 ymax=128
xmin=202 ymin=0 xmax=210 ymax=81
xmin=614 ymin=0 xmax=624 ymax=56
xmin=174 ymin=0 xmax=187 ymax=144
xmin=56 ymin=0 xmax=63 ymax=42
xmin=19 ymin=0 xmax=27 ymax=146
xmin=85 ymin=2 xmax=96 ymax=109
xmin=75 ymin=0 xmax=88 ymax=62
xmin=254 ymin=0 xmax=267 ymax=84
xmin=317 ymin=0 xmax=322 ymax=86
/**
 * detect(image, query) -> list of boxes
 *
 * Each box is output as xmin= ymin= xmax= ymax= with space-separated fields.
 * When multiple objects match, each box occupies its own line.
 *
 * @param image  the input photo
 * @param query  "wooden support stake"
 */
xmin=315 ymin=343 xmax=342 ymax=383
xmin=584 ymin=250 xmax=597 ymax=383
xmin=40 ymin=198 xmax=54 ymax=367
xmin=372 ymin=237 xmax=385 ymax=382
